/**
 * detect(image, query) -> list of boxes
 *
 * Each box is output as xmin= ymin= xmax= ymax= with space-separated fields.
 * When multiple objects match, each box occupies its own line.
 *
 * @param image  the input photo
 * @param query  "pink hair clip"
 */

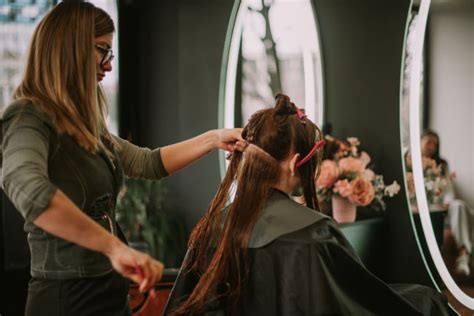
xmin=296 ymin=107 xmax=307 ymax=120
xmin=296 ymin=139 xmax=326 ymax=168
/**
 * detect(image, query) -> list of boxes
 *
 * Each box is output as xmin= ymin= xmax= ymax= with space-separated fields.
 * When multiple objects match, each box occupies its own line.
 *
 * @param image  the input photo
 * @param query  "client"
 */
xmin=165 ymin=94 xmax=450 ymax=315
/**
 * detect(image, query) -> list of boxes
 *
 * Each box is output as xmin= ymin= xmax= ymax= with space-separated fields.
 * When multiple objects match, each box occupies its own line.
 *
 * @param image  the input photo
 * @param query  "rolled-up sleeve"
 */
xmin=114 ymin=136 xmax=168 ymax=180
xmin=2 ymin=107 xmax=57 ymax=222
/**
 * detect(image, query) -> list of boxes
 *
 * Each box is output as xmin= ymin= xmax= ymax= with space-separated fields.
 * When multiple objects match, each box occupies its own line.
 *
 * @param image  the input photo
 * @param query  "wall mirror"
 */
xmin=401 ymin=0 xmax=474 ymax=310
xmin=218 ymin=0 xmax=324 ymax=176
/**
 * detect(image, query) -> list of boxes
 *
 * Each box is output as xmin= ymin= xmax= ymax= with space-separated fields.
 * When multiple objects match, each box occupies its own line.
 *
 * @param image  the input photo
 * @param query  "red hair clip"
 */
xmin=296 ymin=139 xmax=325 ymax=168
xmin=296 ymin=107 xmax=307 ymax=120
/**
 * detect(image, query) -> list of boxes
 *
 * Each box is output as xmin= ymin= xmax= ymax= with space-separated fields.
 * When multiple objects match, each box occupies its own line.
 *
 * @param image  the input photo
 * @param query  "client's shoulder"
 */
xmin=249 ymin=189 xmax=332 ymax=248
xmin=265 ymin=189 xmax=331 ymax=222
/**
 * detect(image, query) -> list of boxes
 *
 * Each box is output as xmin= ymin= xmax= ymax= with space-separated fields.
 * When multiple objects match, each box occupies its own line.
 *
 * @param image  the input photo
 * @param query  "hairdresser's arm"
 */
xmin=159 ymin=128 xmax=243 ymax=175
xmin=2 ymin=108 xmax=161 ymax=292
xmin=116 ymin=128 xmax=243 ymax=178
xmin=34 ymin=191 xmax=163 ymax=292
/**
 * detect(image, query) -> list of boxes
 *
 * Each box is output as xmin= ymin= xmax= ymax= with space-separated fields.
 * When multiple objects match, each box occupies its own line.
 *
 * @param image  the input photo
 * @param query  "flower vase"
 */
xmin=332 ymin=195 xmax=357 ymax=224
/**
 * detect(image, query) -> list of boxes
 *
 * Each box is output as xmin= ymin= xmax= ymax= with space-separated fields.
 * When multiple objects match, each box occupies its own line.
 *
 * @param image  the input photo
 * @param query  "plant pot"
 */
xmin=332 ymin=195 xmax=357 ymax=224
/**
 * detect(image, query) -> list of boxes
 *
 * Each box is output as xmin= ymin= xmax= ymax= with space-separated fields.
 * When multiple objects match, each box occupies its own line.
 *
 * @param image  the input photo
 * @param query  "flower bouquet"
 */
xmin=405 ymin=154 xmax=451 ymax=206
xmin=316 ymin=136 xmax=400 ymax=217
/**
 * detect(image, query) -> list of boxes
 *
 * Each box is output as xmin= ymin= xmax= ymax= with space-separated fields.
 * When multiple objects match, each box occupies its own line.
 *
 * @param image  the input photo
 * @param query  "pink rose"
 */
xmin=316 ymin=160 xmax=340 ymax=189
xmin=359 ymin=151 xmax=371 ymax=168
xmin=363 ymin=169 xmax=375 ymax=181
xmin=338 ymin=157 xmax=365 ymax=174
xmin=333 ymin=179 xmax=353 ymax=198
xmin=348 ymin=177 xmax=375 ymax=206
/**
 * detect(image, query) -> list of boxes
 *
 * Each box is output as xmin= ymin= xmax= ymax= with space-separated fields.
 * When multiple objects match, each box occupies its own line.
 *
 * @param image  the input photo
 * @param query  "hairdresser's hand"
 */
xmin=212 ymin=128 xmax=244 ymax=151
xmin=106 ymin=242 xmax=164 ymax=293
xmin=231 ymin=140 xmax=248 ymax=152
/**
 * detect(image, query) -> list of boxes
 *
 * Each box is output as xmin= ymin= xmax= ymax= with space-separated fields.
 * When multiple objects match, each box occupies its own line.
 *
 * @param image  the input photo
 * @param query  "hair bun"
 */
xmin=274 ymin=93 xmax=296 ymax=117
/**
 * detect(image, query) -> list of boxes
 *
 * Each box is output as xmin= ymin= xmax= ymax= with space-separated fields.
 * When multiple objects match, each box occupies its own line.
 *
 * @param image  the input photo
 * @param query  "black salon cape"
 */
xmin=164 ymin=190 xmax=450 ymax=316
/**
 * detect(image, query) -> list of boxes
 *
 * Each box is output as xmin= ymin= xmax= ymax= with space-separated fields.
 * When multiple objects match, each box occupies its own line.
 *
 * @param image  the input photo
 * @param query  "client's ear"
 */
xmin=289 ymin=153 xmax=300 ymax=176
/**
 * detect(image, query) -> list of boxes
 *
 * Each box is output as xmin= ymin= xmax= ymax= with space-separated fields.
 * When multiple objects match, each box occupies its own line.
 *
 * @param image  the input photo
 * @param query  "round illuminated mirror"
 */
xmin=401 ymin=0 xmax=474 ymax=310
xmin=218 ymin=0 xmax=324 ymax=176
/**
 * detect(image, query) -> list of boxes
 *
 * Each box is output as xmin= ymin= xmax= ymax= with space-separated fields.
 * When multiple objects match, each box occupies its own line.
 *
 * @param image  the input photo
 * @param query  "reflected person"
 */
xmin=421 ymin=130 xmax=474 ymax=276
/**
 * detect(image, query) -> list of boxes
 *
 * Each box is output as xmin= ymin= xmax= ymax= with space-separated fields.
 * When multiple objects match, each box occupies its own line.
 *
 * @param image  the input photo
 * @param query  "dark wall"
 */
xmin=118 ymin=0 xmax=234 ymax=230
xmin=313 ymin=0 xmax=432 ymax=285
xmin=118 ymin=0 xmax=434 ymax=286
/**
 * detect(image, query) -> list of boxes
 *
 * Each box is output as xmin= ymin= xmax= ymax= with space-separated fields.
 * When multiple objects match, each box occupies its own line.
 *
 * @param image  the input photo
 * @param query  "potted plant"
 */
xmin=316 ymin=136 xmax=400 ymax=223
xmin=116 ymin=178 xmax=187 ymax=268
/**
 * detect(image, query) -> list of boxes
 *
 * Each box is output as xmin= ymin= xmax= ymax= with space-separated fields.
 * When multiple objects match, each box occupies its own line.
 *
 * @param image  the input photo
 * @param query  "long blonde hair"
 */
xmin=13 ymin=0 xmax=115 ymax=152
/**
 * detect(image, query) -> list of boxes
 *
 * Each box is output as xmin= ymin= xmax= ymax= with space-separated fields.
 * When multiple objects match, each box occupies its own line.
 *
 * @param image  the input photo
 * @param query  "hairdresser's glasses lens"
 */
xmin=95 ymin=45 xmax=114 ymax=67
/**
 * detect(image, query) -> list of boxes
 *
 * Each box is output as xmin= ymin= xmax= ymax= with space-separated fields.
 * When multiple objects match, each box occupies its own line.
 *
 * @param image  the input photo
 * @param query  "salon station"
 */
xmin=1 ymin=0 xmax=473 ymax=315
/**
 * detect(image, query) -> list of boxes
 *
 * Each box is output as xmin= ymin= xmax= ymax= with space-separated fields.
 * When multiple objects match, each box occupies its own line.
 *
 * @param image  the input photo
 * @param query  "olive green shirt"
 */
xmin=1 ymin=99 xmax=168 ymax=278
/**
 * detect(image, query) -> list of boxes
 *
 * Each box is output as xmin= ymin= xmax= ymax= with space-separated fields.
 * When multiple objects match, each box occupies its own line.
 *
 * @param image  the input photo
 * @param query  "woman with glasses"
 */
xmin=1 ymin=1 xmax=242 ymax=315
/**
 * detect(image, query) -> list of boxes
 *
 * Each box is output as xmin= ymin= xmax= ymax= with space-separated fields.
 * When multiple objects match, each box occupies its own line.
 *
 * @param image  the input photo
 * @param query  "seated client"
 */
xmin=165 ymin=94 xmax=450 ymax=315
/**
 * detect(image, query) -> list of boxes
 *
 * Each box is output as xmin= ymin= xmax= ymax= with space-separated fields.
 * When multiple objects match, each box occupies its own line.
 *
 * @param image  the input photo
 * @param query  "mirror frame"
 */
xmin=217 ymin=0 xmax=325 ymax=178
xmin=405 ymin=0 xmax=474 ymax=308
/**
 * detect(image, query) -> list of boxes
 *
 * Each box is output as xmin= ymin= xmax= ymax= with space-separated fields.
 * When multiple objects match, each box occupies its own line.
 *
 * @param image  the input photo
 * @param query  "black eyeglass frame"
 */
xmin=95 ymin=44 xmax=114 ymax=67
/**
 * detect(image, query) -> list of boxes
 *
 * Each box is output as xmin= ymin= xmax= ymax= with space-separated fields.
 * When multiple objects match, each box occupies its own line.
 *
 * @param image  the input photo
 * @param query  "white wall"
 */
xmin=429 ymin=2 xmax=474 ymax=207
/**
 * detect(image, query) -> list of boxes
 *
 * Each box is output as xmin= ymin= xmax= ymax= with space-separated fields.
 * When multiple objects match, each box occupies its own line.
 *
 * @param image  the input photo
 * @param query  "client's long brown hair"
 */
xmin=172 ymin=94 xmax=323 ymax=315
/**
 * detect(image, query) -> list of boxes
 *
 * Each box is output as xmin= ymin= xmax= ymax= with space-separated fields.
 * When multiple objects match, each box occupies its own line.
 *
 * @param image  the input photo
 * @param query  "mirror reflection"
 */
xmin=402 ymin=0 xmax=474 ymax=309
xmin=221 ymin=0 xmax=323 ymax=133
xmin=221 ymin=0 xmax=324 ymax=177
xmin=239 ymin=0 xmax=322 ymax=124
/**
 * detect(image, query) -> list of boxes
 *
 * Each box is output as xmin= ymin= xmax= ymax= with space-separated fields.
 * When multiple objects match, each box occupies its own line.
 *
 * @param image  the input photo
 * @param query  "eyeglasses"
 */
xmin=95 ymin=44 xmax=114 ymax=67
